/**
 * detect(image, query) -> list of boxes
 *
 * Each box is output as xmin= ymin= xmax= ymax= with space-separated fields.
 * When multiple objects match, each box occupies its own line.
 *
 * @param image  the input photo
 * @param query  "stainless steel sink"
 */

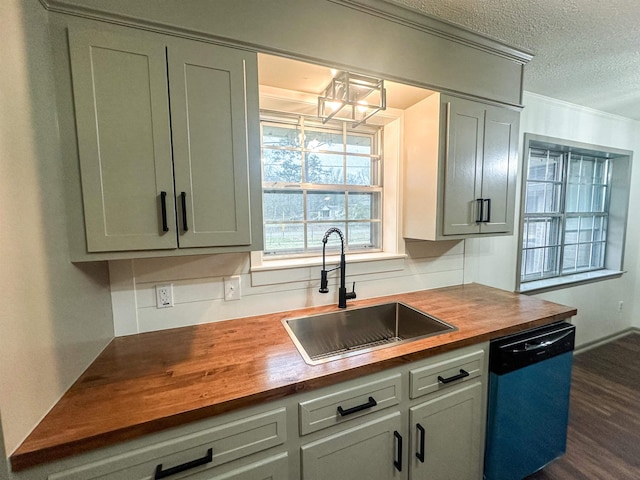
xmin=282 ymin=302 xmax=456 ymax=365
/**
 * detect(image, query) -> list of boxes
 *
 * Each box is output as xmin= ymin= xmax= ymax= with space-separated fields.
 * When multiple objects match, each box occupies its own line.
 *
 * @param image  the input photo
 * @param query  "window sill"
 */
xmin=250 ymin=251 xmax=407 ymax=287
xmin=518 ymin=269 xmax=624 ymax=295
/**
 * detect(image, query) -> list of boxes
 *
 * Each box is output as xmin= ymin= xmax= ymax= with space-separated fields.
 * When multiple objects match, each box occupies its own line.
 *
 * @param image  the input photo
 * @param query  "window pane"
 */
xmin=528 ymin=151 xmax=563 ymax=182
xmin=307 ymin=222 xmax=346 ymax=250
xmin=525 ymin=182 xmax=562 ymax=213
xmin=594 ymin=159 xmax=609 ymax=184
xmin=576 ymin=243 xmax=593 ymax=269
xmin=263 ymin=191 xmax=303 ymax=222
xmin=564 ymin=216 xmax=578 ymax=244
xmin=594 ymin=216 xmax=607 ymax=242
xmin=348 ymin=222 xmax=377 ymax=247
xmin=562 ymin=244 xmax=577 ymax=272
xmin=348 ymin=192 xmax=380 ymax=220
xmin=306 ymin=152 xmax=343 ymax=184
xmin=578 ymin=216 xmax=595 ymax=243
xmin=592 ymin=186 xmax=607 ymax=212
xmin=262 ymin=148 xmax=302 ymax=183
xmin=345 ymin=155 xmax=372 ymax=185
xmin=577 ymin=185 xmax=594 ymax=212
xmin=346 ymin=134 xmax=372 ymax=155
xmin=262 ymin=124 xmax=300 ymax=148
xmin=523 ymin=217 xmax=562 ymax=249
xmin=307 ymin=192 xmax=345 ymax=220
xmin=522 ymin=246 xmax=560 ymax=279
xmin=593 ymin=242 xmax=605 ymax=268
xmin=305 ymin=129 xmax=343 ymax=152
xmin=264 ymin=223 xmax=304 ymax=253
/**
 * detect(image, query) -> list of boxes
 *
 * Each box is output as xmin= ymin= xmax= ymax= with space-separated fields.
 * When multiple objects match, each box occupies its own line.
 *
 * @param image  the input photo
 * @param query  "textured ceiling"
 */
xmin=387 ymin=0 xmax=640 ymax=120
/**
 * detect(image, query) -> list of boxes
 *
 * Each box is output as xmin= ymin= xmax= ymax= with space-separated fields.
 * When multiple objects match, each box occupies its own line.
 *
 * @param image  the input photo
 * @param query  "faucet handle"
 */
xmin=319 ymin=269 xmax=329 ymax=293
xmin=346 ymin=281 xmax=357 ymax=300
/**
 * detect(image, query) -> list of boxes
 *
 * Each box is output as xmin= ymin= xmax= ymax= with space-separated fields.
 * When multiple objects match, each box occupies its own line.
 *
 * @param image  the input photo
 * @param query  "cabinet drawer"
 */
xmin=410 ymin=349 xmax=484 ymax=399
xmin=299 ymin=374 xmax=401 ymax=435
xmin=50 ymin=408 xmax=286 ymax=480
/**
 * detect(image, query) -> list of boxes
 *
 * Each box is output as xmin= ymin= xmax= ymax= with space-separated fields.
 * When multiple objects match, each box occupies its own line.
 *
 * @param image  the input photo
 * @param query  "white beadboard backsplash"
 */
xmin=109 ymin=240 xmax=465 ymax=335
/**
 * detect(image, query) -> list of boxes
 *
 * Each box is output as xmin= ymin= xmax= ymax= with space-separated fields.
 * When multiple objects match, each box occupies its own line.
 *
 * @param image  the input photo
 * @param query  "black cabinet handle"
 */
xmin=416 ymin=423 xmax=425 ymax=463
xmin=394 ymin=431 xmax=403 ymax=472
xmin=160 ymin=191 xmax=169 ymax=232
xmin=180 ymin=192 xmax=188 ymax=232
xmin=337 ymin=396 xmax=377 ymax=416
xmin=437 ymin=369 xmax=470 ymax=384
xmin=154 ymin=448 xmax=212 ymax=479
xmin=475 ymin=198 xmax=484 ymax=223
xmin=484 ymin=198 xmax=491 ymax=223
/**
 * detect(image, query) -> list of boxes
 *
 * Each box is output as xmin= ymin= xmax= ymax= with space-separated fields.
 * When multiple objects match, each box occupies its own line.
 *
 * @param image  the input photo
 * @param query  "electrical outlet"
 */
xmin=156 ymin=284 xmax=174 ymax=308
xmin=224 ymin=276 xmax=241 ymax=301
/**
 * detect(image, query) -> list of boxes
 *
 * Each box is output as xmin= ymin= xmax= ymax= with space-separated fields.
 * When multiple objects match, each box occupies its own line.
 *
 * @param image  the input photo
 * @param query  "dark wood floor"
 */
xmin=526 ymin=332 xmax=640 ymax=480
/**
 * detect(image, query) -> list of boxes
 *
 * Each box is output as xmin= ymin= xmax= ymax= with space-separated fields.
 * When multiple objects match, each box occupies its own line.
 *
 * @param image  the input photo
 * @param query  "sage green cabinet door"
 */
xmin=478 ymin=105 xmax=519 ymax=234
xmin=183 ymin=453 xmax=289 ymax=480
xmin=69 ymin=28 xmax=177 ymax=252
xmin=168 ymin=41 xmax=254 ymax=248
xmin=441 ymin=97 xmax=485 ymax=236
xmin=409 ymin=382 xmax=483 ymax=480
xmin=301 ymin=412 xmax=403 ymax=480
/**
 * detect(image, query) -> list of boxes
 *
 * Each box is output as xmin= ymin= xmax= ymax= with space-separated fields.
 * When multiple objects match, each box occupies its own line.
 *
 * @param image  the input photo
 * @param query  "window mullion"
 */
xmin=558 ymin=152 xmax=570 ymax=275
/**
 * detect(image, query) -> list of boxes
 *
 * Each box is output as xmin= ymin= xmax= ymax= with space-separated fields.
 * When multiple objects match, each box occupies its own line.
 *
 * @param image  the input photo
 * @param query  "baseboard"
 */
xmin=574 ymin=327 xmax=640 ymax=355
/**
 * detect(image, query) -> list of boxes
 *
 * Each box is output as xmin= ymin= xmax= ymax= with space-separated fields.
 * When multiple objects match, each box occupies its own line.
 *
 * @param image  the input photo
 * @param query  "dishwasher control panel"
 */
xmin=489 ymin=322 xmax=576 ymax=375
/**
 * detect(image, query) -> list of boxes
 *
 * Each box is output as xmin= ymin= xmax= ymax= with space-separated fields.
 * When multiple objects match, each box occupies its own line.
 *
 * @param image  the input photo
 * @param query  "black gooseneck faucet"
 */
xmin=319 ymin=227 xmax=356 ymax=308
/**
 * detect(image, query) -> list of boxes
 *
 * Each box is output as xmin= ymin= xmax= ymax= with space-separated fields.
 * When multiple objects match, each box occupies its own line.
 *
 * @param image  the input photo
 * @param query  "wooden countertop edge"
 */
xmin=9 ymin=286 xmax=578 ymax=472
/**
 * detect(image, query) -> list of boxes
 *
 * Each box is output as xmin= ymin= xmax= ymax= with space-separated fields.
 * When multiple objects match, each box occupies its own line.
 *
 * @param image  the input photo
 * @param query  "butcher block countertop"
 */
xmin=11 ymin=283 xmax=577 ymax=471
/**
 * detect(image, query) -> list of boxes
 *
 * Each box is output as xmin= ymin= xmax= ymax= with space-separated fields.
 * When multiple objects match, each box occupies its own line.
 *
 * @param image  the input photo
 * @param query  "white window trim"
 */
xmin=516 ymin=133 xmax=632 ymax=293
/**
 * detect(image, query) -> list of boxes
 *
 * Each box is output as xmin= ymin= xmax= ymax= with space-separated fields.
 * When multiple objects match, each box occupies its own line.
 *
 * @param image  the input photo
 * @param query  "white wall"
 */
xmin=465 ymin=92 xmax=640 ymax=346
xmin=0 ymin=0 xmax=113 ymax=457
xmin=109 ymin=241 xmax=465 ymax=335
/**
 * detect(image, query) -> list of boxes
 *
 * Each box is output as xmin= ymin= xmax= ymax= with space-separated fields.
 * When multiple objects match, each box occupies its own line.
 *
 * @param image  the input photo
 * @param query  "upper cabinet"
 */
xmin=65 ymin=23 xmax=262 ymax=259
xmin=403 ymin=93 xmax=520 ymax=241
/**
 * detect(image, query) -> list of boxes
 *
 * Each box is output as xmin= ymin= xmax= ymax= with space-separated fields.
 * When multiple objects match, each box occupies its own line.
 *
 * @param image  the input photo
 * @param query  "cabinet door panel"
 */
xmin=168 ymin=41 xmax=254 ymax=248
xmin=480 ymin=106 xmax=519 ymax=234
xmin=69 ymin=28 xmax=176 ymax=252
xmin=301 ymin=412 xmax=403 ymax=480
xmin=442 ymin=98 xmax=484 ymax=236
xmin=409 ymin=382 xmax=483 ymax=480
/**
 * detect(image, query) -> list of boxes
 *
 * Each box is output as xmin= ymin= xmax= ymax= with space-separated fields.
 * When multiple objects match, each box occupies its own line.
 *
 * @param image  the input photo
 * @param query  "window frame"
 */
xmin=259 ymin=112 xmax=384 ymax=258
xmin=516 ymin=133 xmax=632 ymax=294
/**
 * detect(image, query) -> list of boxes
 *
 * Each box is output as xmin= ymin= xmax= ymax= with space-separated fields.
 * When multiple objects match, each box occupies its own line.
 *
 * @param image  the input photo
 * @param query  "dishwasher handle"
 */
xmin=490 ymin=322 xmax=576 ymax=375
xmin=505 ymin=330 xmax=573 ymax=354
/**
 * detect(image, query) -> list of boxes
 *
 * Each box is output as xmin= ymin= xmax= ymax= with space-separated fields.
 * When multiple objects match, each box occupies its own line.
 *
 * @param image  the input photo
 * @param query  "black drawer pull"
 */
xmin=337 ymin=396 xmax=377 ymax=416
xmin=180 ymin=191 xmax=189 ymax=232
xmin=437 ymin=369 xmax=470 ymax=384
xmin=160 ymin=191 xmax=169 ymax=232
xmin=394 ymin=430 xmax=403 ymax=472
xmin=416 ymin=423 xmax=425 ymax=463
xmin=154 ymin=448 xmax=212 ymax=479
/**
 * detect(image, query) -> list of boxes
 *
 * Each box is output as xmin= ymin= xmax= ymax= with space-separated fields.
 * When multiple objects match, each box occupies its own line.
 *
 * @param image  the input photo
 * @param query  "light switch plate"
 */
xmin=224 ymin=276 xmax=241 ymax=301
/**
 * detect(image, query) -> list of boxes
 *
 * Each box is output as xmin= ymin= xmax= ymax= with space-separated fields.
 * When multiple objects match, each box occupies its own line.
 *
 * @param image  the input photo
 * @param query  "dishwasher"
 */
xmin=484 ymin=321 xmax=576 ymax=480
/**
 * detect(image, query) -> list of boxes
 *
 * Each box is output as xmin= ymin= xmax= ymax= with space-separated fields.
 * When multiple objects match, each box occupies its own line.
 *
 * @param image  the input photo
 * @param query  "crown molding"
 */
xmin=39 ymin=0 xmax=532 ymax=65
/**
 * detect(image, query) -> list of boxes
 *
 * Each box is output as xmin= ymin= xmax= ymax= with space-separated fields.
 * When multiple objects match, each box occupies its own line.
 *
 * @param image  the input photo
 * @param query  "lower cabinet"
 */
xmin=409 ymin=382 xmax=483 ymax=480
xmin=301 ymin=412 xmax=403 ymax=480
xmin=184 ymin=453 xmax=289 ymax=480
xmin=10 ymin=344 xmax=487 ymax=480
xmin=298 ymin=345 xmax=486 ymax=480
